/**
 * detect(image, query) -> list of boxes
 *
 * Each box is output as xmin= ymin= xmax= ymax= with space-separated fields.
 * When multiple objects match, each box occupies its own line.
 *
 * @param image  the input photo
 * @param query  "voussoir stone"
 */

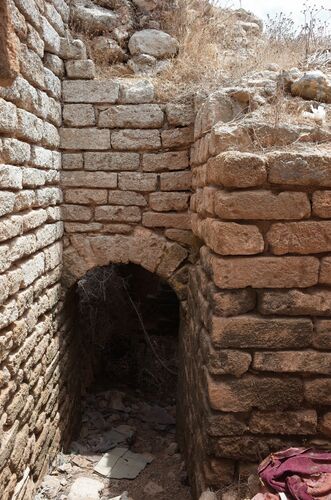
xmin=128 ymin=29 xmax=179 ymax=59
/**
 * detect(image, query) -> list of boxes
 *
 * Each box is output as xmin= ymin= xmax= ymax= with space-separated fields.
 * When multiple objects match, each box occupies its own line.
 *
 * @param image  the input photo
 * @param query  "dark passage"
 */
xmin=77 ymin=263 xmax=180 ymax=402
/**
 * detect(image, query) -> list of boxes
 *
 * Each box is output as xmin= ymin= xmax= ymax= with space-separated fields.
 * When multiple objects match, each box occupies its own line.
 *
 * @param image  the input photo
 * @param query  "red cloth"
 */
xmin=257 ymin=448 xmax=331 ymax=500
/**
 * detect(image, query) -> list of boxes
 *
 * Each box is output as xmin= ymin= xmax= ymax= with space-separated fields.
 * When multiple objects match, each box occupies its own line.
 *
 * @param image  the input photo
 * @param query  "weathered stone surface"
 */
xmin=157 ymin=243 xmax=188 ymax=278
xmin=267 ymin=221 xmax=331 ymax=255
xmin=64 ymin=189 xmax=108 ymax=205
xmin=59 ymin=37 xmax=86 ymax=59
xmin=68 ymin=477 xmax=104 ymax=500
xmin=84 ymin=152 xmax=139 ymax=171
xmin=202 ymin=219 xmax=264 ymax=256
xmin=211 ymin=315 xmax=312 ymax=348
xmin=320 ymin=257 xmax=331 ymax=284
xmin=61 ymin=171 xmax=117 ymax=188
xmin=207 ymin=349 xmax=252 ymax=377
xmin=214 ymin=191 xmax=311 ymax=220
xmin=118 ymin=172 xmax=157 ymax=191
xmin=112 ymin=129 xmax=161 ymax=151
xmin=71 ymin=0 xmax=120 ymax=32
xmin=313 ymin=320 xmax=331 ymax=349
xmin=0 ymin=99 xmax=17 ymax=133
xmin=143 ymin=212 xmax=191 ymax=229
xmin=291 ymin=70 xmax=331 ymax=103
xmin=312 ymin=191 xmax=331 ymax=218
xmin=95 ymin=206 xmax=141 ymax=222
xmin=143 ymin=151 xmax=189 ymax=172
xmin=108 ymin=191 xmax=147 ymax=206
xmin=149 ymin=192 xmax=189 ymax=212
xmin=319 ymin=413 xmax=331 ymax=437
xmin=208 ymin=374 xmax=303 ymax=412
xmin=63 ymin=153 xmax=84 ymax=170
xmin=250 ymin=410 xmax=317 ymax=435
xmin=119 ymin=79 xmax=154 ymax=104
xmin=212 ymin=289 xmax=256 ymax=317
xmin=62 ymin=204 xmax=93 ymax=222
xmin=166 ymin=103 xmax=195 ymax=127
xmin=207 ymin=414 xmax=247 ymax=437
xmin=161 ymin=127 xmax=194 ymax=148
xmin=98 ymin=104 xmax=164 ymax=128
xmin=211 ymin=255 xmax=319 ymax=289
xmin=65 ymin=59 xmax=95 ymax=79
xmin=160 ymin=171 xmax=192 ymax=191
xmin=128 ymin=29 xmax=179 ymax=58
xmin=260 ymin=289 xmax=331 ymax=316
xmin=207 ymin=152 xmax=267 ymax=188
xmin=63 ymin=80 xmax=119 ymax=103
xmin=60 ymin=128 xmax=110 ymax=150
xmin=0 ymin=166 xmax=22 ymax=189
xmin=254 ymin=351 xmax=331 ymax=374
xmin=63 ymin=104 xmax=95 ymax=127
xmin=165 ymin=229 xmax=196 ymax=247
xmin=305 ymin=379 xmax=331 ymax=405
xmin=268 ymin=152 xmax=331 ymax=187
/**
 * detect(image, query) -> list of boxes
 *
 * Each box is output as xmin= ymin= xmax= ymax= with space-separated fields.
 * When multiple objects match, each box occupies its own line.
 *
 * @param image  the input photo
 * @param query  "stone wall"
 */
xmin=60 ymin=76 xmax=195 ymax=295
xmin=0 ymin=1 xmax=90 ymax=497
xmin=182 ymin=91 xmax=331 ymax=495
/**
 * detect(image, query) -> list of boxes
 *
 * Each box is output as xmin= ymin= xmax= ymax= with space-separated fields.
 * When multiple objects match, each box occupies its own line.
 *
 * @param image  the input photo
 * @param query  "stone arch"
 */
xmin=63 ymin=227 xmax=190 ymax=300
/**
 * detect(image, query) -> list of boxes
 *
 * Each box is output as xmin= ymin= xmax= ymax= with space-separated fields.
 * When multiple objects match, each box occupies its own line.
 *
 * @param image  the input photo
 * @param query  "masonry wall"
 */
xmin=183 ymin=91 xmax=331 ymax=495
xmin=0 ymin=1 xmax=89 ymax=497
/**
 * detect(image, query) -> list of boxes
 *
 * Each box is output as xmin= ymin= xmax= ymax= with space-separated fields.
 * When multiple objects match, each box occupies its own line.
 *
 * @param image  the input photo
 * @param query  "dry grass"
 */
xmin=152 ymin=0 xmax=331 ymax=99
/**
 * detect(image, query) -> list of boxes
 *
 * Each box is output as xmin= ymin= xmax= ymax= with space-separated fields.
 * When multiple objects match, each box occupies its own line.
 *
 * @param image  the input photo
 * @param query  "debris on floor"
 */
xmin=252 ymin=447 xmax=331 ymax=500
xmin=35 ymin=389 xmax=191 ymax=500
xmin=199 ymin=491 xmax=218 ymax=500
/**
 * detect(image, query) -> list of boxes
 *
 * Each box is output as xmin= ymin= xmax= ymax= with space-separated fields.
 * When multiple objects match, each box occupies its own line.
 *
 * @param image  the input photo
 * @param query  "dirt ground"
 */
xmin=35 ymin=387 xmax=192 ymax=500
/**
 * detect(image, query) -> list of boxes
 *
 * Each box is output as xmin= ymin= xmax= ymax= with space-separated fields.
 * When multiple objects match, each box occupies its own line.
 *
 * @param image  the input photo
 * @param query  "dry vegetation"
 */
xmin=153 ymin=0 xmax=331 ymax=99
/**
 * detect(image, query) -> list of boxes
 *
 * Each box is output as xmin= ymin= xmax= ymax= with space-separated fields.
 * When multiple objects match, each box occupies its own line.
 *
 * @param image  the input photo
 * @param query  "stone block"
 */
xmin=312 ymin=190 xmax=331 ymax=218
xmin=108 ymin=191 xmax=147 ymax=206
xmin=319 ymin=413 xmax=331 ymax=437
xmin=268 ymin=152 xmax=331 ymax=187
xmin=0 ymin=216 xmax=22 ymax=243
xmin=207 ymin=414 xmax=247 ymax=437
xmin=1 ymin=139 xmax=30 ymax=165
xmin=84 ymin=152 xmax=139 ymax=171
xmin=212 ymin=289 xmax=256 ymax=317
xmin=249 ymin=410 xmax=317 ymax=435
xmin=215 ymin=191 xmax=311 ymax=220
xmin=211 ymin=255 xmax=319 ymax=289
xmin=22 ymin=168 xmax=45 ymax=188
xmin=161 ymin=127 xmax=194 ymax=148
xmin=63 ymin=104 xmax=95 ymax=127
xmin=0 ymin=192 xmax=16 ymax=218
xmin=44 ymin=53 xmax=64 ymax=77
xmin=62 ymin=153 xmax=83 ymax=170
xmin=157 ymin=243 xmax=188 ymax=278
xmin=202 ymin=219 xmax=264 ymax=256
xmin=142 ymin=151 xmax=189 ymax=172
xmin=149 ymin=192 xmax=189 ymax=212
xmin=211 ymin=315 xmax=312 ymax=348
xmin=313 ymin=320 xmax=331 ymax=349
xmin=164 ymin=229 xmax=196 ymax=247
xmin=119 ymin=79 xmax=154 ymax=104
xmin=118 ymin=172 xmax=157 ymax=191
xmin=207 ymin=374 xmax=303 ymax=412
xmin=253 ymin=351 xmax=331 ymax=374
xmin=267 ymin=221 xmax=331 ymax=255
xmin=143 ymin=212 xmax=191 ymax=229
xmin=59 ymin=37 xmax=87 ymax=59
xmin=160 ymin=171 xmax=192 ymax=191
xmin=63 ymin=80 xmax=119 ymax=103
xmin=98 ymin=104 xmax=164 ymax=128
xmin=65 ymin=60 xmax=95 ymax=80
xmin=165 ymin=103 xmax=195 ymax=126
xmin=61 ymin=171 xmax=117 ymax=189
xmin=207 ymin=152 xmax=267 ymax=188
xmin=22 ymin=209 xmax=48 ymax=231
xmin=60 ymin=128 xmax=110 ymax=150
xmin=0 ymin=166 xmax=22 ymax=189
xmin=30 ymin=146 xmax=53 ymax=169
xmin=62 ymin=205 xmax=93 ymax=221
xmin=64 ymin=189 xmax=108 ymax=205
xmin=305 ymin=379 xmax=331 ymax=405
xmin=260 ymin=289 xmax=331 ymax=316
xmin=0 ymin=99 xmax=17 ymax=133
xmin=111 ymin=129 xmax=161 ymax=151
xmin=207 ymin=349 xmax=252 ymax=377
xmin=95 ymin=206 xmax=141 ymax=222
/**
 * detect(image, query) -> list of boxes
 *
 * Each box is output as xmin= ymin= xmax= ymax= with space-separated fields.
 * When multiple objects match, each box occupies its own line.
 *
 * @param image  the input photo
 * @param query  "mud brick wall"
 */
xmin=0 ymin=1 xmax=91 ymax=497
xmin=60 ymin=77 xmax=195 ymax=296
xmin=183 ymin=91 xmax=331 ymax=495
